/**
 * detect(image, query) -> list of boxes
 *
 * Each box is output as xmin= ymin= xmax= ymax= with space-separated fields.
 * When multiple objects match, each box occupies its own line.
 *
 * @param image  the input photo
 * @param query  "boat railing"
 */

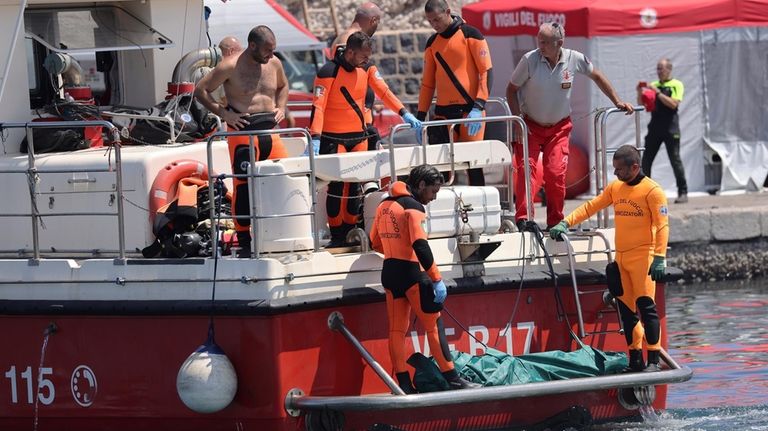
xmin=396 ymin=97 xmax=518 ymax=209
xmin=561 ymin=231 xmax=617 ymax=338
xmin=0 ymin=120 xmax=125 ymax=262
xmin=327 ymin=311 xmax=405 ymax=395
xmin=286 ymin=341 xmax=691 ymax=413
xmin=204 ymin=127 xmax=319 ymax=258
xmin=387 ymin=113 xmax=530 ymax=218
xmin=593 ymin=106 xmax=646 ymax=228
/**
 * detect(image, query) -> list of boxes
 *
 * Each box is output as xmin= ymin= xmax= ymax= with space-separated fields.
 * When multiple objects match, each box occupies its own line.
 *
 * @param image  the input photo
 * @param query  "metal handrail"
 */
xmin=286 ymin=346 xmax=692 ymax=413
xmin=386 ymin=114 xmax=529 ymax=215
xmin=489 ymin=97 xmax=516 ymax=209
xmin=593 ymin=106 xmax=645 ymax=228
xmin=561 ymin=231 xmax=614 ymax=338
xmin=0 ymin=120 xmax=124 ymax=261
xmin=328 ymin=312 xmax=405 ymax=395
xmin=205 ymin=127 xmax=318 ymax=258
xmin=391 ymin=97 xmax=522 ymax=215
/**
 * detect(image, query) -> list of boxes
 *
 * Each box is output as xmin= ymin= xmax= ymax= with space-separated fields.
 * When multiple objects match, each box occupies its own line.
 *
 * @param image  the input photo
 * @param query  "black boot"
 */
xmin=235 ymin=231 xmax=251 ymax=258
xmin=623 ymin=349 xmax=645 ymax=373
xmin=326 ymin=225 xmax=351 ymax=248
xmin=442 ymin=369 xmax=481 ymax=390
xmin=644 ymin=350 xmax=662 ymax=372
xmin=395 ymin=372 xmax=417 ymax=395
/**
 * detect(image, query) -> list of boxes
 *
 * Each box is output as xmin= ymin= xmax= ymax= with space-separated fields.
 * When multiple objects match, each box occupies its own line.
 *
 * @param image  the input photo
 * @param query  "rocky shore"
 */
xmin=279 ymin=0 xmax=479 ymax=40
xmin=668 ymin=238 xmax=768 ymax=283
xmin=557 ymin=192 xmax=768 ymax=284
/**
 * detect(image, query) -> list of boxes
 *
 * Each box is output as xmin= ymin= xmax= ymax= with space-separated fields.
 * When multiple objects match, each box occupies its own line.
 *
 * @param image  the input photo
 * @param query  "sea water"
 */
xmin=593 ymin=279 xmax=768 ymax=430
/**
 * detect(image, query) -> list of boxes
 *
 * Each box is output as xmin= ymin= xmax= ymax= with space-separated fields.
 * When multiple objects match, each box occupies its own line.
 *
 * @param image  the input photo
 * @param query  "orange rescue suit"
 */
xmin=370 ymin=182 xmax=454 ymax=374
xmin=311 ymin=50 xmax=407 ymax=242
xmin=417 ymin=16 xmax=493 ymax=184
xmin=310 ymin=50 xmax=405 ymax=136
xmin=329 ymin=42 xmax=375 ymax=126
xmin=565 ymin=175 xmax=669 ymax=351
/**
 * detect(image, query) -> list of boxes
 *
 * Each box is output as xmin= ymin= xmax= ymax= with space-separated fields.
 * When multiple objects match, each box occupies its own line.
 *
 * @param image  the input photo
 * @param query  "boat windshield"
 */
xmin=24 ymin=5 xmax=173 ymax=53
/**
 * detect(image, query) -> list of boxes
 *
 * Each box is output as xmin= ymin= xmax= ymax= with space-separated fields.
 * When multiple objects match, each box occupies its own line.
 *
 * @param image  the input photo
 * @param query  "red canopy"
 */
xmin=462 ymin=0 xmax=768 ymax=37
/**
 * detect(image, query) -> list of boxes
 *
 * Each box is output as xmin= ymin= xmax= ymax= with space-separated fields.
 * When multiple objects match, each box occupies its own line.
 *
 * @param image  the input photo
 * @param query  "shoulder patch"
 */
xmin=660 ymin=206 xmax=668 ymax=216
xmin=314 ymin=85 xmax=325 ymax=98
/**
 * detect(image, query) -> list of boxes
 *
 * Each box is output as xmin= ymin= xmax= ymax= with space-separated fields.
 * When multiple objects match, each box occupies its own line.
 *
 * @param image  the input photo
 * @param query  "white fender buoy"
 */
xmin=176 ymin=339 xmax=237 ymax=413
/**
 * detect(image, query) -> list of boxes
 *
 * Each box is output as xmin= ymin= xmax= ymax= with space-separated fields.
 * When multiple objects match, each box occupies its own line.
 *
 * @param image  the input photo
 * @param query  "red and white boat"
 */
xmin=0 ymin=1 xmax=690 ymax=430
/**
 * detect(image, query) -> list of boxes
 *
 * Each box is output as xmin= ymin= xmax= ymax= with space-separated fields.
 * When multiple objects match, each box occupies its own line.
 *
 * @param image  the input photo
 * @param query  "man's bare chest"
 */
xmin=234 ymin=66 xmax=276 ymax=94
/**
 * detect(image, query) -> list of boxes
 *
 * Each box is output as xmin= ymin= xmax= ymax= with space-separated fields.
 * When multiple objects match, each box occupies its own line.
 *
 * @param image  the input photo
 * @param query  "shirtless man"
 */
xmin=194 ymin=25 xmax=289 ymax=258
xmin=330 ymin=2 xmax=382 ymax=54
xmin=192 ymin=35 xmax=242 ymax=105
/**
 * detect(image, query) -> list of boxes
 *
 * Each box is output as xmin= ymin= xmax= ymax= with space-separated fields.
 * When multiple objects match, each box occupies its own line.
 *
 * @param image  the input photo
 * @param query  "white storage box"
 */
xmin=363 ymin=186 xmax=501 ymax=239
xmin=251 ymin=162 xmax=314 ymax=253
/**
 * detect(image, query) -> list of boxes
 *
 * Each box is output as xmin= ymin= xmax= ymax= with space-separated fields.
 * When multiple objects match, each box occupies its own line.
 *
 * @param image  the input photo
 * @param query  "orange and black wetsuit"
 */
xmin=310 ymin=49 xmax=407 ymax=243
xmin=417 ymin=16 xmax=493 ymax=185
xmin=565 ymin=174 xmax=669 ymax=353
xmin=330 ymin=42 xmax=377 ymax=137
xmin=369 ymin=181 xmax=455 ymax=376
xmin=226 ymin=110 xmax=288 ymax=251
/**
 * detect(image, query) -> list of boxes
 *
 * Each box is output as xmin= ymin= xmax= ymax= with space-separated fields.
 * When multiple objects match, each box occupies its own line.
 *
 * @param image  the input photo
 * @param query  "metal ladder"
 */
xmin=557 ymin=104 xmax=648 ymax=337
xmin=560 ymin=231 xmax=624 ymax=339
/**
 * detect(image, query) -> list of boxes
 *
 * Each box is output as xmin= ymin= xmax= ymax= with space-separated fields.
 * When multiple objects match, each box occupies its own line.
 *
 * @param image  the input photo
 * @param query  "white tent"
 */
xmin=203 ymin=0 xmax=326 ymax=52
xmin=463 ymin=0 xmax=768 ymax=194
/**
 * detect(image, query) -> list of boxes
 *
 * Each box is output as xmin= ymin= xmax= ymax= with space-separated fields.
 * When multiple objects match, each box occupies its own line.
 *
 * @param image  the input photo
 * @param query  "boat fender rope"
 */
xmin=206 ymin=174 xmax=227 ymax=342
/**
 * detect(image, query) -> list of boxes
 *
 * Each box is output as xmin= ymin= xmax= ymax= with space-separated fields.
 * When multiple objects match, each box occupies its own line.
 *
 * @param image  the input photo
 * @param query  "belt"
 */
xmin=525 ymin=116 xmax=570 ymax=128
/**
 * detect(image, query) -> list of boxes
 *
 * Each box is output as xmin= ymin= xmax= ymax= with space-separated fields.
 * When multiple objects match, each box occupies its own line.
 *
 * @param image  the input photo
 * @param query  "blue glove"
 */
xmin=303 ymin=138 xmax=320 ymax=156
xmin=402 ymin=112 xmax=423 ymax=145
xmin=432 ymin=279 xmax=447 ymax=304
xmin=549 ymin=220 xmax=569 ymax=240
xmin=648 ymin=256 xmax=666 ymax=281
xmin=466 ymin=108 xmax=483 ymax=137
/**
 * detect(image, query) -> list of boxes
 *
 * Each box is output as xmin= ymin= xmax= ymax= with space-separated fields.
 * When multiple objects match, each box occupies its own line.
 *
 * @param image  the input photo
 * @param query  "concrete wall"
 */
xmin=669 ymin=204 xmax=768 ymax=244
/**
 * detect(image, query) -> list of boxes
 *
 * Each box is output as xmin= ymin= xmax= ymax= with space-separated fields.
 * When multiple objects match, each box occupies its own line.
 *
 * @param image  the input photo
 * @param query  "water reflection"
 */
xmin=594 ymin=279 xmax=768 ymax=430
xmin=666 ymin=279 xmax=768 ymax=409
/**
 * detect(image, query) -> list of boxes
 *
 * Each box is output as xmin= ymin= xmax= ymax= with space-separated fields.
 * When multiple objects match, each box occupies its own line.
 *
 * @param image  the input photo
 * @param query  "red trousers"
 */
xmin=513 ymin=117 xmax=573 ymax=227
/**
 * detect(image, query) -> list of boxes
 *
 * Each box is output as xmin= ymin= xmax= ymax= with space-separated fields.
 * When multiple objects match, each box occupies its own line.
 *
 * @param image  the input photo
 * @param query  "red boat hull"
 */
xmin=0 ymin=282 xmax=667 ymax=430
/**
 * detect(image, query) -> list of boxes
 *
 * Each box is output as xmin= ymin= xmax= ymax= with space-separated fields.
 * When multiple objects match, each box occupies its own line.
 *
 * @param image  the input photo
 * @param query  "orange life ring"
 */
xmin=149 ymin=159 xmax=209 ymax=223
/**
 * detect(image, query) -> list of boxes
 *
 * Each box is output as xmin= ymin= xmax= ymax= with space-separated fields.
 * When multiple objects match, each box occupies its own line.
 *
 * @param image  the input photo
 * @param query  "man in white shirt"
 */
xmin=506 ymin=22 xmax=633 ymax=231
